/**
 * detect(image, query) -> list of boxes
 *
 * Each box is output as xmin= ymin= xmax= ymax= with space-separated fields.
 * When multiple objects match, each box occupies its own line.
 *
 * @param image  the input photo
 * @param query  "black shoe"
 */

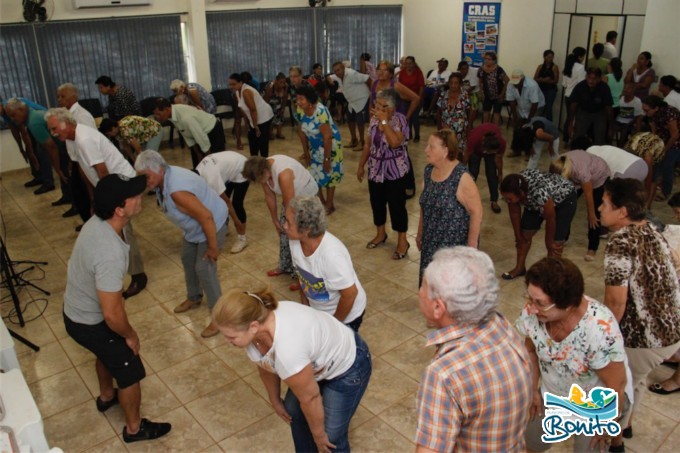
xmin=75 ymin=224 xmax=83 ymax=232
xmin=62 ymin=207 xmax=78 ymax=218
xmin=622 ymin=426 xmax=633 ymax=438
xmin=609 ymin=443 xmax=625 ymax=452
xmin=34 ymin=184 xmax=55 ymax=195
xmin=413 ymin=136 xmax=420 ymax=143
xmin=123 ymin=418 xmax=172 ymax=443
xmin=24 ymin=178 xmax=42 ymax=187
xmin=52 ymin=197 xmax=71 ymax=207
xmin=96 ymin=389 xmax=118 ymax=412
xmin=123 ymin=273 xmax=148 ymax=299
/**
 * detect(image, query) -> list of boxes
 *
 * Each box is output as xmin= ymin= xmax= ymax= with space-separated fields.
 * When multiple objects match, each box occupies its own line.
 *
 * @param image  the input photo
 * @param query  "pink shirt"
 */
xmin=565 ymin=150 xmax=610 ymax=188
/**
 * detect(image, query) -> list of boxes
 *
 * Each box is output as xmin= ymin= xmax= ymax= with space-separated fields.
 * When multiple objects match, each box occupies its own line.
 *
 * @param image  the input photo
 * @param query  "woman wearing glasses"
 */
xmin=516 ymin=257 xmax=631 ymax=452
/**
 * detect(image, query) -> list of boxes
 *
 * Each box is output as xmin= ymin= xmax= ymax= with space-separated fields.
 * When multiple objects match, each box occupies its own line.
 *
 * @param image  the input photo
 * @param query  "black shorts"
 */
xmin=482 ymin=97 xmax=502 ymax=114
xmin=346 ymin=100 xmax=370 ymax=125
xmin=520 ymin=191 xmax=578 ymax=242
xmin=64 ymin=313 xmax=146 ymax=389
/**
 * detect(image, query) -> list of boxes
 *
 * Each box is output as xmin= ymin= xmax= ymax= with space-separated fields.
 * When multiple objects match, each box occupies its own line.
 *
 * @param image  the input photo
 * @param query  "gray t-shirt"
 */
xmin=64 ymin=216 xmax=129 ymax=325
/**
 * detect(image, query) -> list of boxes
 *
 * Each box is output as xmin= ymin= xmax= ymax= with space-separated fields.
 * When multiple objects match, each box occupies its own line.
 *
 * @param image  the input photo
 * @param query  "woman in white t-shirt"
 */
xmin=516 ymin=257 xmax=631 ymax=452
xmin=213 ymin=288 xmax=372 ymax=453
xmin=242 ymin=155 xmax=318 ymax=288
xmin=285 ymin=196 xmax=367 ymax=330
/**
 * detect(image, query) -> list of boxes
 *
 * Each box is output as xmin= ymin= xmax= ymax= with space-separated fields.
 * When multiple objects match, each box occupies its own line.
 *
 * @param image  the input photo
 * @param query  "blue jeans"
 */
xmin=660 ymin=146 xmax=680 ymax=197
xmin=284 ymin=332 xmax=372 ymax=452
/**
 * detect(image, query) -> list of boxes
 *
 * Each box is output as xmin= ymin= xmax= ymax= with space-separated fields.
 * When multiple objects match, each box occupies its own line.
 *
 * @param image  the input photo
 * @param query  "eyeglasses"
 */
xmin=523 ymin=292 xmax=555 ymax=312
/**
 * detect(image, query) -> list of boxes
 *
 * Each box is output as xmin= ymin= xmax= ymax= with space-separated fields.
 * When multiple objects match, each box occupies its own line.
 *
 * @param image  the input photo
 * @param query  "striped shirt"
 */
xmin=415 ymin=312 xmax=533 ymax=452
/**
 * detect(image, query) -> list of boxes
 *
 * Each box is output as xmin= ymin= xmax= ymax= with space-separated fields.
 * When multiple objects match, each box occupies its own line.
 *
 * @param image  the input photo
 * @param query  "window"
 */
xmin=1 ymin=15 xmax=186 ymax=108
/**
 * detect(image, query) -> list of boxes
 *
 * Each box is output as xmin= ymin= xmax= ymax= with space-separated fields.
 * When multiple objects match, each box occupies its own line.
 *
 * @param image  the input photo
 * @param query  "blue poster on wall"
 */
xmin=462 ymin=2 xmax=501 ymax=68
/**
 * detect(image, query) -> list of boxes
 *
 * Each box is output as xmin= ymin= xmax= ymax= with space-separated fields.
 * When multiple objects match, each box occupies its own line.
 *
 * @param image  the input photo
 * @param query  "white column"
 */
xmin=187 ymin=0 xmax=212 ymax=90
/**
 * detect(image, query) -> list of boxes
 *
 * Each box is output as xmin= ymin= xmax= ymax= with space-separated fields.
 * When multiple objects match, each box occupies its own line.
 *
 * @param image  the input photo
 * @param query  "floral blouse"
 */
xmin=118 ymin=115 xmax=162 ymax=144
xmin=436 ymin=90 xmax=470 ymax=134
xmin=367 ymin=112 xmax=410 ymax=183
xmin=516 ymin=297 xmax=629 ymax=397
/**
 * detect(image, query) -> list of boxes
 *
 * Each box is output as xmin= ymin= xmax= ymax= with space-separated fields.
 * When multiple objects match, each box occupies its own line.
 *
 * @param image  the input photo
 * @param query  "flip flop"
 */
xmin=648 ymin=383 xmax=680 ymax=395
xmin=501 ymin=270 xmax=526 ymax=280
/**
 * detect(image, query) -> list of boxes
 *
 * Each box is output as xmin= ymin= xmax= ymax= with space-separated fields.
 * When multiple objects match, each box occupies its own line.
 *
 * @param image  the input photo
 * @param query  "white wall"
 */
xmin=640 ymin=0 xmax=680 ymax=79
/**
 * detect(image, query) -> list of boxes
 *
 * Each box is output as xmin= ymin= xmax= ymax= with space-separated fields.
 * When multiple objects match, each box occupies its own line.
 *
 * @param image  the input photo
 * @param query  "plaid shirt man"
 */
xmin=415 ymin=312 xmax=533 ymax=452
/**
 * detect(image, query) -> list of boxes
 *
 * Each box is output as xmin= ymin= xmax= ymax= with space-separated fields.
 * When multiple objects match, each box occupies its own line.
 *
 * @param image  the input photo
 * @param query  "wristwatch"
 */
xmin=381 ymin=119 xmax=388 ymax=126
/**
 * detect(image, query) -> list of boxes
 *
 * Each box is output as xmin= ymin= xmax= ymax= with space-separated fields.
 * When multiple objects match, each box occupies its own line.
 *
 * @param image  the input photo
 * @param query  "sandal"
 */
xmin=267 ymin=268 xmax=287 ymax=277
xmin=491 ymin=202 xmax=501 ymax=214
xmin=366 ymin=235 xmax=388 ymax=249
xmin=392 ymin=243 xmax=410 ymax=260
xmin=501 ymin=270 xmax=526 ymax=280
xmin=648 ymin=382 xmax=680 ymax=395
xmin=347 ymin=139 xmax=359 ymax=148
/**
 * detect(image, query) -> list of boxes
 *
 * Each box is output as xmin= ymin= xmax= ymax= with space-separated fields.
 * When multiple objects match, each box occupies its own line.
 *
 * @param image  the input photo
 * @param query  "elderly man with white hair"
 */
xmin=415 ymin=246 xmax=533 ymax=452
xmin=170 ymin=79 xmax=216 ymax=114
xmin=45 ymin=107 xmax=148 ymax=299
xmin=57 ymin=83 xmax=97 ymax=223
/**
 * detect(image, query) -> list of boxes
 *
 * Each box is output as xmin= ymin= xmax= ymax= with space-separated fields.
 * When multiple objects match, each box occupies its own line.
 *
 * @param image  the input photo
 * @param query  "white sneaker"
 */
xmin=230 ymin=237 xmax=248 ymax=254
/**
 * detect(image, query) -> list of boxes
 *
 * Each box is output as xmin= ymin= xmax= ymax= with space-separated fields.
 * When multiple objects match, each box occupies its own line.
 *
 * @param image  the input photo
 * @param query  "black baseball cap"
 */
xmin=94 ymin=174 xmax=147 ymax=216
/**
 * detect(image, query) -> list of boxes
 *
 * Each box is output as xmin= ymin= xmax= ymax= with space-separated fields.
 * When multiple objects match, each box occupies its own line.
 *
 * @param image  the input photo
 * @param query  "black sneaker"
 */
xmin=24 ymin=178 xmax=42 ymax=187
xmin=123 ymin=418 xmax=172 ymax=443
xmin=96 ymin=390 xmax=118 ymax=412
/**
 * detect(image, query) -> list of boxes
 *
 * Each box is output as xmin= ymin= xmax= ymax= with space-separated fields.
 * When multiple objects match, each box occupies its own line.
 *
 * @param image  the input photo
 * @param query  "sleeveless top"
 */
xmin=537 ymin=63 xmax=557 ymax=91
xmin=632 ymin=67 xmax=656 ymax=99
xmin=237 ymin=83 xmax=274 ymax=127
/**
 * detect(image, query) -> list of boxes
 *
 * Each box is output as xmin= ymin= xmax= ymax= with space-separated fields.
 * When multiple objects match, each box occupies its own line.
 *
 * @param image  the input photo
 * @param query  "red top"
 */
xmin=466 ymin=123 xmax=507 ymax=156
xmin=398 ymin=69 xmax=425 ymax=94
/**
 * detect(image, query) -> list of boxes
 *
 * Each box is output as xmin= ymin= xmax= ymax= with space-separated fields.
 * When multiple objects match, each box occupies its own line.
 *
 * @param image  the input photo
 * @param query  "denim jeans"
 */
xmin=284 ymin=332 xmax=372 ymax=453
xmin=660 ymin=146 xmax=680 ymax=197
xmin=180 ymin=222 xmax=227 ymax=309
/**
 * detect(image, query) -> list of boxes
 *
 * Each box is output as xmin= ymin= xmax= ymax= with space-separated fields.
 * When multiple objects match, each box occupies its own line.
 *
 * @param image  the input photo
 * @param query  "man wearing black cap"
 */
xmin=63 ymin=174 xmax=171 ymax=443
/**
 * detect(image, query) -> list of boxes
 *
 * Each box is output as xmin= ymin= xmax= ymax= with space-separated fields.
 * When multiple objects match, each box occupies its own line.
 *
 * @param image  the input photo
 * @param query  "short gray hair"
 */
xmin=169 ymin=79 xmax=185 ymax=91
xmin=135 ymin=149 xmax=168 ymax=174
xmin=289 ymin=196 xmax=327 ymax=238
xmin=423 ymin=247 xmax=499 ymax=325
xmin=45 ymin=107 xmax=77 ymax=126
xmin=5 ymin=98 xmax=27 ymax=112
xmin=376 ymin=88 xmax=397 ymax=109
xmin=173 ymin=94 xmax=191 ymax=105
xmin=58 ymin=83 xmax=78 ymax=97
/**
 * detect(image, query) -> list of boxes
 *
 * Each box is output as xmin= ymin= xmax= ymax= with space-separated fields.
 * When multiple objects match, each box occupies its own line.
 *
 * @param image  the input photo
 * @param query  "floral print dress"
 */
xmin=436 ymin=89 xmax=470 ymax=151
xmin=299 ymin=103 xmax=344 ymax=187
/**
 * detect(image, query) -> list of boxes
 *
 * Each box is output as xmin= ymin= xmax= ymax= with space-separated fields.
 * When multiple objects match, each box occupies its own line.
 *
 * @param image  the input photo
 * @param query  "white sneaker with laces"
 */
xmin=230 ymin=237 xmax=248 ymax=254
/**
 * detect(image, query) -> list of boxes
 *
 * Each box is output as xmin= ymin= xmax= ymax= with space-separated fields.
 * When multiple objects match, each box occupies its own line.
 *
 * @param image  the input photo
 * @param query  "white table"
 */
xmin=0 ymin=318 xmax=20 ymax=372
xmin=0 ymin=368 xmax=50 ymax=452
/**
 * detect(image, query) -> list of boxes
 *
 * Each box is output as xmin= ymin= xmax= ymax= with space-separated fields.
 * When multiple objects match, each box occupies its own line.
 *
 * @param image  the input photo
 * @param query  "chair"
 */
xmin=78 ymin=98 xmax=103 ymax=118
xmin=212 ymin=89 xmax=236 ymax=124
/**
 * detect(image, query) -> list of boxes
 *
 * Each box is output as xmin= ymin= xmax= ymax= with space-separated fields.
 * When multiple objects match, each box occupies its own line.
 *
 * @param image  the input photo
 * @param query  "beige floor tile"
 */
xmin=378 ymin=392 xmax=418 ymax=444
xmin=361 ymin=357 xmax=420 ymax=415
xmin=17 ymin=340 xmax=71 ymax=384
xmin=60 ymin=335 xmax=96 ymax=367
xmin=383 ymin=296 xmax=430 ymax=334
xmin=625 ymin=403 xmax=677 ymax=452
xmin=381 ymin=335 xmax=434 ymax=383
xmin=361 ymin=278 xmax=418 ymax=313
xmin=123 ymin=406 xmax=214 ymax=453
xmin=658 ymin=423 xmax=680 ymax=452
xmin=83 ymin=435 xmax=127 ymax=453
xmin=185 ymin=380 xmax=273 ymax=443
xmin=127 ymin=305 xmax=183 ymax=342
xmin=157 ymin=351 xmax=239 ymax=404
xmin=218 ymin=413 xmax=294 ymax=453
xmin=43 ymin=400 xmax=116 ymax=452
xmin=359 ymin=312 xmax=418 ymax=356
xmin=349 ymin=416 xmax=415 ymax=451
xmin=212 ymin=342 xmax=258 ymax=377
xmin=28 ymin=368 xmax=92 ymax=418
xmin=140 ymin=325 xmax=207 ymax=372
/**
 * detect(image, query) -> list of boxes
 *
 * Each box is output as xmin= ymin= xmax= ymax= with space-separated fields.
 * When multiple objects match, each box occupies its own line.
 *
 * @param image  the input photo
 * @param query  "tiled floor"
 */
xmin=3 ymin=120 xmax=679 ymax=452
